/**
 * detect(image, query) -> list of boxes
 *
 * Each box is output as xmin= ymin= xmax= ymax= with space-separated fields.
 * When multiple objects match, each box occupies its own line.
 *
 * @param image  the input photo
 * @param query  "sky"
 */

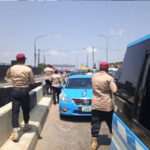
xmin=0 ymin=2 xmax=150 ymax=68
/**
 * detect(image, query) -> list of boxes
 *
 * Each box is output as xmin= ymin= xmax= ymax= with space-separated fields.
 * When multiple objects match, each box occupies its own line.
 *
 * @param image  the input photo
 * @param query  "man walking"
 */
xmin=44 ymin=64 xmax=54 ymax=94
xmin=63 ymin=69 xmax=69 ymax=84
xmin=51 ymin=68 xmax=61 ymax=104
xmin=6 ymin=53 xmax=35 ymax=142
xmin=86 ymin=68 xmax=93 ymax=75
xmin=91 ymin=62 xmax=117 ymax=150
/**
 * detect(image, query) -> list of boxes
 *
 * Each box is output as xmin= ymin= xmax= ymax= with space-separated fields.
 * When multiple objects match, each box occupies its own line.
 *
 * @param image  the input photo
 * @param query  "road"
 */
xmin=35 ymin=102 xmax=112 ymax=150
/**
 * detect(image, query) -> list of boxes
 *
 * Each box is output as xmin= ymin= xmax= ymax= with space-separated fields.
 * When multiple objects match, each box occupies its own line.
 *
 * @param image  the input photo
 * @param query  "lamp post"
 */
xmin=42 ymin=49 xmax=51 ymax=65
xmin=86 ymin=49 xmax=88 ymax=68
xmin=98 ymin=34 xmax=115 ymax=62
xmin=34 ymin=35 xmax=46 ymax=66
xmin=81 ymin=48 xmax=88 ymax=68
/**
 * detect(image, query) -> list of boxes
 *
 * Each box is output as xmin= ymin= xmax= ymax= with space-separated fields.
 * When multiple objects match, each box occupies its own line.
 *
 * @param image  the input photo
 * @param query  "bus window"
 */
xmin=133 ymin=55 xmax=150 ymax=148
xmin=139 ymin=66 xmax=150 ymax=130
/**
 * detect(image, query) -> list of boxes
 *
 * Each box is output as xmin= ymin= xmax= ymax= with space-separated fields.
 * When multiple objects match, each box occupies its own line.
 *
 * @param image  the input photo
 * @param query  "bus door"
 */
xmin=110 ymin=55 xmax=150 ymax=150
xmin=132 ymin=54 xmax=150 ymax=149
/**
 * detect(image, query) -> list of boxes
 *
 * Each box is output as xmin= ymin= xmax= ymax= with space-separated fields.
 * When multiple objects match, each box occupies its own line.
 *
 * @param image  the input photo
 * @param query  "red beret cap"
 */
xmin=55 ymin=68 xmax=58 ymax=73
xmin=16 ymin=53 xmax=27 ymax=60
xmin=100 ymin=62 xmax=109 ymax=69
xmin=47 ymin=64 xmax=50 ymax=67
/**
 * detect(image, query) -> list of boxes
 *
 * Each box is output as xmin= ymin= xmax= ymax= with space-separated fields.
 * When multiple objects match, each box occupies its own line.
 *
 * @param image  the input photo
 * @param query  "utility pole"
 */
xmin=86 ymin=49 xmax=88 ymax=68
xmin=98 ymin=34 xmax=116 ymax=62
xmin=43 ymin=50 xmax=46 ymax=65
xmin=34 ymin=35 xmax=46 ymax=66
xmin=92 ymin=46 xmax=95 ymax=68
xmin=34 ymin=41 xmax=36 ymax=67
xmin=38 ymin=49 xmax=40 ymax=66
xmin=76 ymin=55 xmax=78 ymax=69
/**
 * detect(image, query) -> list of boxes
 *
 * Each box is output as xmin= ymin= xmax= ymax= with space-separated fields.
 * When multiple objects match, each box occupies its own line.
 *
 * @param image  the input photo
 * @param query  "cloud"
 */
xmin=86 ymin=46 xmax=98 ymax=53
xmin=53 ymin=34 xmax=62 ymax=40
xmin=46 ymin=49 xmax=67 ymax=56
xmin=109 ymin=29 xmax=125 ymax=36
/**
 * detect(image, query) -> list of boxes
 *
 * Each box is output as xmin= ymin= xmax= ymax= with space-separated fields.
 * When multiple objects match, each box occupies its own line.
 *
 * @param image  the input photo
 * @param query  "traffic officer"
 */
xmin=63 ymin=69 xmax=68 ymax=84
xmin=51 ymin=68 xmax=61 ymax=104
xmin=91 ymin=62 xmax=117 ymax=150
xmin=6 ymin=53 xmax=35 ymax=142
xmin=44 ymin=64 xmax=54 ymax=94
xmin=59 ymin=70 xmax=63 ymax=84
xmin=86 ymin=68 xmax=93 ymax=75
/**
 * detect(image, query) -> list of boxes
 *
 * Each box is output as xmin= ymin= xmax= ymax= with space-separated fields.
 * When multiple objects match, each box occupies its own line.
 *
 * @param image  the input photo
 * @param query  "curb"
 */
xmin=1 ymin=96 xmax=52 ymax=150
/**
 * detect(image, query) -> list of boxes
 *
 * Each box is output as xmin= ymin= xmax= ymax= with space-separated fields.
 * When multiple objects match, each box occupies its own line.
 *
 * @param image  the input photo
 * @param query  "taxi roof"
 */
xmin=68 ymin=75 xmax=92 ymax=79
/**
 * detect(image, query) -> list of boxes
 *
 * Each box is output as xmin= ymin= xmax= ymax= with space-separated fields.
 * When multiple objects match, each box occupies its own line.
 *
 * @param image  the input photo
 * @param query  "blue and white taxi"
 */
xmin=59 ymin=75 xmax=92 ymax=116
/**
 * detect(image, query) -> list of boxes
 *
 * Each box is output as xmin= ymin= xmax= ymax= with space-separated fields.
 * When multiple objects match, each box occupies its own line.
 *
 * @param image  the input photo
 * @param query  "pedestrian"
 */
xmin=51 ymin=68 xmax=61 ymax=104
xmin=44 ymin=64 xmax=54 ymax=94
xmin=91 ymin=62 xmax=117 ymax=150
xmin=86 ymin=68 xmax=93 ymax=75
xmin=59 ymin=70 xmax=63 ymax=84
xmin=63 ymin=69 xmax=69 ymax=84
xmin=6 ymin=53 xmax=35 ymax=142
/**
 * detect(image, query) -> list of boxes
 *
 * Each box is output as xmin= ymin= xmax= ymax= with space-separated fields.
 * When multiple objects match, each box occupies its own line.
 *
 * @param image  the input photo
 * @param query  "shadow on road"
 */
xmin=17 ymin=124 xmax=42 ymax=142
xmin=97 ymin=134 xmax=111 ymax=146
xmin=60 ymin=115 xmax=91 ymax=123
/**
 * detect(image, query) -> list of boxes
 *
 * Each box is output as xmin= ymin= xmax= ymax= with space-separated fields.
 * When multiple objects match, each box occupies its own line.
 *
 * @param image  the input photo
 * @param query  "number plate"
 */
xmin=81 ymin=107 xmax=91 ymax=112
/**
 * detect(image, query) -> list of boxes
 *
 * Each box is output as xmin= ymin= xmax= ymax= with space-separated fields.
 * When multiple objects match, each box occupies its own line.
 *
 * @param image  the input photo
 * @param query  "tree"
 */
xmin=93 ymin=63 xmax=97 ymax=69
xmin=38 ymin=63 xmax=45 ymax=73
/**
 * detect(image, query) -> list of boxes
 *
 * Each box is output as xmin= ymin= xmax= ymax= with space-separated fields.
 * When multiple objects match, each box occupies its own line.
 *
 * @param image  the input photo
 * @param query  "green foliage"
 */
xmin=93 ymin=63 xmax=97 ymax=69
xmin=38 ymin=63 xmax=46 ymax=73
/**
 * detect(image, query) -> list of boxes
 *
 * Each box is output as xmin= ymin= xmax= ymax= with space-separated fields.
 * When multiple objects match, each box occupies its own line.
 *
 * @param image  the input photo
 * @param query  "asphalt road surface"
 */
xmin=35 ymin=102 xmax=112 ymax=150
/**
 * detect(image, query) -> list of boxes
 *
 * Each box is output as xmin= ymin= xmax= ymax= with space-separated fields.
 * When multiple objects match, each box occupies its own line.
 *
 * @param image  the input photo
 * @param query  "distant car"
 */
xmin=59 ymin=75 xmax=92 ymax=117
xmin=68 ymin=71 xmax=82 ymax=76
xmin=108 ymin=68 xmax=118 ymax=77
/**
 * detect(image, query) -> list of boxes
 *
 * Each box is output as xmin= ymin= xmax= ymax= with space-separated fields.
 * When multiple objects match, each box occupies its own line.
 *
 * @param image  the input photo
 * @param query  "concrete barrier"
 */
xmin=1 ymin=96 xmax=52 ymax=150
xmin=0 ymin=85 xmax=43 ymax=147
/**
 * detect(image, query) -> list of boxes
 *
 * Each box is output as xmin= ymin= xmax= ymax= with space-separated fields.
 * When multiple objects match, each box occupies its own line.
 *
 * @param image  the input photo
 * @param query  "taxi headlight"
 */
xmin=60 ymin=95 xmax=69 ymax=103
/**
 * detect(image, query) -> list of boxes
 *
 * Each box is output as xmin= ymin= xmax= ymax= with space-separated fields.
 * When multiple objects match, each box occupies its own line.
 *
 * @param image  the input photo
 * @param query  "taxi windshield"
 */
xmin=65 ymin=78 xmax=92 ymax=89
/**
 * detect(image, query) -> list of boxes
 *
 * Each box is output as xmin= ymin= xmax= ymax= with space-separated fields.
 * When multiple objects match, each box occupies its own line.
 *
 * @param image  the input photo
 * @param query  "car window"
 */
xmin=65 ymin=78 xmax=92 ymax=89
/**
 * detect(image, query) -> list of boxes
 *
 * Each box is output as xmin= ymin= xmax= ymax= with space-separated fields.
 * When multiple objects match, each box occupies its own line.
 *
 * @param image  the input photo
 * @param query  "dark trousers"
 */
xmin=45 ymin=80 xmax=52 ymax=94
xmin=91 ymin=109 xmax=114 ymax=137
xmin=52 ymin=87 xmax=61 ymax=104
xmin=11 ymin=87 xmax=30 ymax=128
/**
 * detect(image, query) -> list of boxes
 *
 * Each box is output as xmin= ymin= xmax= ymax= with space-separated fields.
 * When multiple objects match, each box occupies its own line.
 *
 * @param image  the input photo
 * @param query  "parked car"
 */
xmin=108 ymin=68 xmax=118 ymax=77
xmin=59 ymin=75 xmax=92 ymax=117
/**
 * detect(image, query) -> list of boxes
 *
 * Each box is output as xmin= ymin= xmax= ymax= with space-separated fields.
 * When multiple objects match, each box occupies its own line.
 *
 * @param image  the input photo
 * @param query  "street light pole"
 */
xmin=92 ymin=46 xmax=95 ymax=69
xmin=98 ymin=34 xmax=115 ymax=62
xmin=82 ymin=48 xmax=88 ymax=68
xmin=34 ymin=35 xmax=46 ymax=66
xmin=86 ymin=50 xmax=88 ymax=68
xmin=43 ymin=50 xmax=46 ymax=65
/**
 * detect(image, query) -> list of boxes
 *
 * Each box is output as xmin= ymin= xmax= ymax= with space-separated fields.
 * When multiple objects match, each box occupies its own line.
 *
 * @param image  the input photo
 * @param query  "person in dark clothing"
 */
xmin=51 ymin=68 xmax=61 ymax=104
xmin=6 ymin=53 xmax=35 ymax=141
xmin=91 ymin=62 xmax=117 ymax=150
